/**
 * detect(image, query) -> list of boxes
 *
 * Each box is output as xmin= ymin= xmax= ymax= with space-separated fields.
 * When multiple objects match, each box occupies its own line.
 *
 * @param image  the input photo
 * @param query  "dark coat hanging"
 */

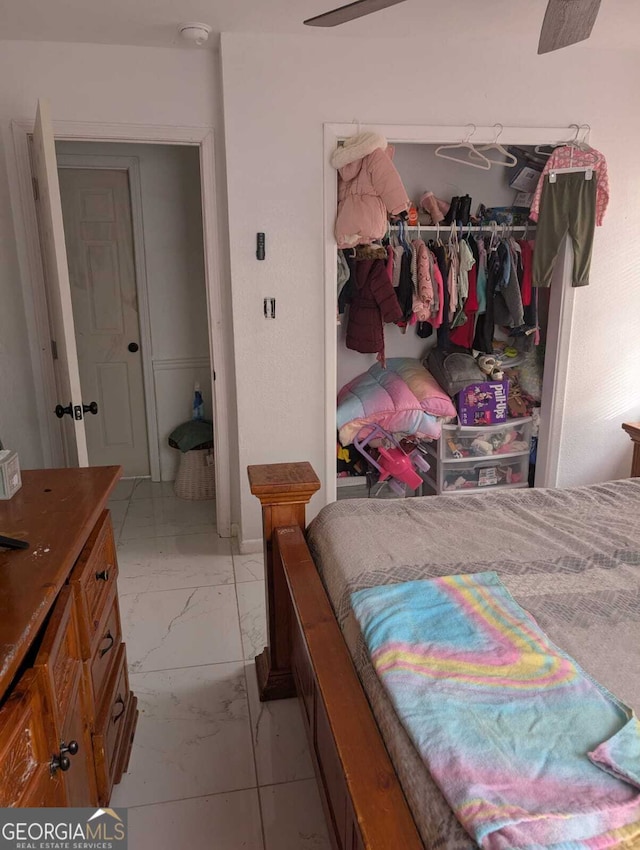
xmin=346 ymin=259 xmax=402 ymax=355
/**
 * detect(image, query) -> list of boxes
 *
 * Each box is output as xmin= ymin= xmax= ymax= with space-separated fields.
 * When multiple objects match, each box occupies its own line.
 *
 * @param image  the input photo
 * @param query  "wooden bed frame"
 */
xmin=248 ymin=462 xmax=424 ymax=850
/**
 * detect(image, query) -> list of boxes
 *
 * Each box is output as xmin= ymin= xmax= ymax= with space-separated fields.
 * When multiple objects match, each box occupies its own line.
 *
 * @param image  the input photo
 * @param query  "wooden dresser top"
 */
xmin=0 ymin=466 xmax=121 ymax=695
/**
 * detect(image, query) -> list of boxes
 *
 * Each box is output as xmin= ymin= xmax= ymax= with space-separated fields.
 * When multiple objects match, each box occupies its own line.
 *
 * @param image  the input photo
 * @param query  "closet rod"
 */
xmin=389 ymin=224 xmax=535 ymax=232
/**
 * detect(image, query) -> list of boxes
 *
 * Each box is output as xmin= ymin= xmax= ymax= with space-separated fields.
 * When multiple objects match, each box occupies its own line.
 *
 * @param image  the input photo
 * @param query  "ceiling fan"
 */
xmin=303 ymin=0 xmax=603 ymax=55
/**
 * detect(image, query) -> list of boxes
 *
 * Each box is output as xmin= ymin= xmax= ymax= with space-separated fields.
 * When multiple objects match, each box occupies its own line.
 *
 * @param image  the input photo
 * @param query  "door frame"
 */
xmin=57 ymin=152 xmax=159 ymax=481
xmin=324 ymin=122 xmax=580 ymax=503
xmin=9 ymin=119 xmax=232 ymax=537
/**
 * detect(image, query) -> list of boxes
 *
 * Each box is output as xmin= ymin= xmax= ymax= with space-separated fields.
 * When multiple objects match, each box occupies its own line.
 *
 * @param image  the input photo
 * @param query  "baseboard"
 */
xmin=238 ymin=537 xmax=263 ymax=555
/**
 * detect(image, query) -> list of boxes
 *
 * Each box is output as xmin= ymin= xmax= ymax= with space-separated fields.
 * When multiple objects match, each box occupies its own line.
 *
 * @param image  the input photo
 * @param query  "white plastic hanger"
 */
xmin=434 ymin=125 xmax=491 ymax=171
xmin=535 ymin=123 xmax=594 ymax=156
xmin=547 ymin=124 xmax=597 ymax=183
xmin=470 ymin=124 xmax=517 ymax=168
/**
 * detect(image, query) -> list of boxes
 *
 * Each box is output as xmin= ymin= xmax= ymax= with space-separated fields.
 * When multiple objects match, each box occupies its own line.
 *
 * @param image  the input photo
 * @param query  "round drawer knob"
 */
xmin=62 ymin=740 xmax=79 ymax=757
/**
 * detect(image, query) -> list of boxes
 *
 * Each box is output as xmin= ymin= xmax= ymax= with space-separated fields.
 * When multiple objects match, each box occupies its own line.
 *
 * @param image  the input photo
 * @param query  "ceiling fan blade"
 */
xmin=304 ymin=0 xmax=409 ymax=27
xmin=538 ymin=0 xmax=602 ymax=54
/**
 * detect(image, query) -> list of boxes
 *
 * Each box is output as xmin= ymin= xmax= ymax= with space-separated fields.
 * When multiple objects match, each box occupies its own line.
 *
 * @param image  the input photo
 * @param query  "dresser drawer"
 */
xmin=70 ymin=510 xmax=119 ymax=655
xmin=34 ymin=586 xmax=82 ymax=726
xmin=92 ymin=643 xmax=129 ymax=805
xmin=90 ymin=589 xmax=122 ymax=711
xmin=17 ymin=764 xmax=66 ymax=807
xmin=0 ymin=669 xmax=59 ymax=806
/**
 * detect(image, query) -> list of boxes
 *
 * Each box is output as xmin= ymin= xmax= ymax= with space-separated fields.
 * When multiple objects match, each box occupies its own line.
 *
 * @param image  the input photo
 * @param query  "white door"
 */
xmin=58 ymin=168 xmax=150 ymax=477
xmin=31 ymin=99 xmax=88 ymax=467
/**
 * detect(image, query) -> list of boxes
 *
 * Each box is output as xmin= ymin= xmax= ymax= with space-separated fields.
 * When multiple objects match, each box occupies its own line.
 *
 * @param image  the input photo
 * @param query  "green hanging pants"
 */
xmin=532 ymin=172 xmax=597 ymax=288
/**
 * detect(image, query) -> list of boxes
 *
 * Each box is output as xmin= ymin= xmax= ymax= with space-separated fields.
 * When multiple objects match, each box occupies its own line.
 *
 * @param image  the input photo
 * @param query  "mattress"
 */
xmin=307 ymin=480 xmax=640 ymax=850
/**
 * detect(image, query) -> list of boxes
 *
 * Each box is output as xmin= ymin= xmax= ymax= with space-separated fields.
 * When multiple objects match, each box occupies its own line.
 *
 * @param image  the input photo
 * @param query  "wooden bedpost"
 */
xmin=248 ymin=462 xmax=321 ymax=701
xmin=622 ymin=422 xmax=640 ymax=478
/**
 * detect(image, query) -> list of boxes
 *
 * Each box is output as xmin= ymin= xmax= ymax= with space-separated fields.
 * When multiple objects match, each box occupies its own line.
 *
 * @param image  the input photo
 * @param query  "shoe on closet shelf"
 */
xmin=442 ymin=197 xmax=459 ymax=226
xmin=420 ymin=191 xmax=449 ymax=225
xmin=474 ymin=353 xmax=504 ymax=381
xmin=457 ymin=195 xmax=472 ymax=226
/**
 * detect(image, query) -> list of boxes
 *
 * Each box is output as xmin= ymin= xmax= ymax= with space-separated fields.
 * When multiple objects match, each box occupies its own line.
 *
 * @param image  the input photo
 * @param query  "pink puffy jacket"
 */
xmin=331 ymin=133 xmax=410 ymax=249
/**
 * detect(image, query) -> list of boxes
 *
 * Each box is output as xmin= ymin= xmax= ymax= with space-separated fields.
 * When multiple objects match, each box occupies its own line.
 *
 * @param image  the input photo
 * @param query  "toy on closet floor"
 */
xmin=470 ymin=429 xmax=529 ymax=457
xmin=354 ymin=425 xmax=430 ymax=496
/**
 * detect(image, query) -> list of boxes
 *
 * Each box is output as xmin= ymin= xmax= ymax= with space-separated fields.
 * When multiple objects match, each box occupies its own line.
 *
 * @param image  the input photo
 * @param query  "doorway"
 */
xmin=10 ymin=110 xmax=232 ymax=537
xmin=56 ymin=142 xmax=212 ymax=484
xmin=57 ymin=164 xmax=150 ymax=477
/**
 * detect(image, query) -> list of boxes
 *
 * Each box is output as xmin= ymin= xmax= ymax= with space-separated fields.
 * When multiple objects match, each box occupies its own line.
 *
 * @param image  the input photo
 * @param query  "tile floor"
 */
xmin=108 ymin=478 xmax=330 ymax=850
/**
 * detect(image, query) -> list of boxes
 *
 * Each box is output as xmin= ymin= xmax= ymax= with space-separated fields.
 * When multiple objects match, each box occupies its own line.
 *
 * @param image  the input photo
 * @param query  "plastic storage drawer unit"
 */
xmin=421 ymin=417 xmax=532 ymax=496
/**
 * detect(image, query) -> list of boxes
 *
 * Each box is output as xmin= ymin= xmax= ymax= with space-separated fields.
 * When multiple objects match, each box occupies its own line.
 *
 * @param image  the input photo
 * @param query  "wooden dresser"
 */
xmin=622 ymin=422 xmax=640 ymax=478
xmin=0 ymin=467 xmax=137 ymax=807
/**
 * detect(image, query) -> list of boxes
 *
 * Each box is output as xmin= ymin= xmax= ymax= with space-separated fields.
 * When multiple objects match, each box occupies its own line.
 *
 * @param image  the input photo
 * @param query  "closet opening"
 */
xmin=325 ymin=124 xmax=578 ymax=505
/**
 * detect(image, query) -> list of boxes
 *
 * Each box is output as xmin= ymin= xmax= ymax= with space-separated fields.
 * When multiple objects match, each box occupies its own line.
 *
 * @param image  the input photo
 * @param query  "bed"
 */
xmin=247 ymin=463 xmax=640 ymax=850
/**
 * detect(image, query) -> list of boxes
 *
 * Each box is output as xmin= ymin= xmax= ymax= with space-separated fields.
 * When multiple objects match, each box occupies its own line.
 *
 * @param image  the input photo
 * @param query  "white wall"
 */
xmin=0 ymin=41 xmax=239 ymax=518
xmin=392 ymin=143 xmax=521 ymax=211
xmin=56 ymin=141 xmax=211 ymax=480
xmin=221 ymin=33 xmax=640 ymax=546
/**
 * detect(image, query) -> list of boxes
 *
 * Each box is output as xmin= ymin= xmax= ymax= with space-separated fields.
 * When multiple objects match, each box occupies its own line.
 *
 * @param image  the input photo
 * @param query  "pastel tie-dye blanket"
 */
xmin=351 ymin=572 xmax=640 ymax=850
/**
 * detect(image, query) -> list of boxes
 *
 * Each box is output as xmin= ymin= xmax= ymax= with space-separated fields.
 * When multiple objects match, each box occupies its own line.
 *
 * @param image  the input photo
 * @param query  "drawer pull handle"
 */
xmin=112 ymin=694 xmax=126 ymax=723
xmin=50 ymin=742 xmax=77 ymax=775
xmin=50 ymin=753 xmax=70 ymax=774
xmin=99 ymin=630 xmax=115 ymax=658
xmin=95 ymin=569 xmax=110 ymax=582
xmin=61 ymin=740 xmax=79 ymax=757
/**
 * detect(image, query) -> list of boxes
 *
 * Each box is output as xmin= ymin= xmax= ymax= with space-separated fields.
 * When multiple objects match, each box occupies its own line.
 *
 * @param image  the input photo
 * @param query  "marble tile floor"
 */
xmin=109 ymin=478 xmax=330 ymax=850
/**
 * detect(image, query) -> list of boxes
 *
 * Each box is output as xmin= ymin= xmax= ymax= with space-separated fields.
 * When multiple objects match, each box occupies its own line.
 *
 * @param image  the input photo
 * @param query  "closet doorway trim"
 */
xmin=9 ymin=119 xmax=232 ymax=538
xmin=324 ymin=122 xmax=578 ymax=504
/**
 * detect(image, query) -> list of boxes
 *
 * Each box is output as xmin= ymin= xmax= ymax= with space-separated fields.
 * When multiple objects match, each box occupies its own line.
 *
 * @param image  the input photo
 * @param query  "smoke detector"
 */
xmin=178 ymin=22 xmax=212 ymax=46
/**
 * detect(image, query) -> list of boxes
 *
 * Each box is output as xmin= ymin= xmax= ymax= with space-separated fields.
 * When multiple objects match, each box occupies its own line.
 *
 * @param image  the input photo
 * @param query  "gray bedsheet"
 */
xmin=307 ymin=480 xmax=640 ymax=850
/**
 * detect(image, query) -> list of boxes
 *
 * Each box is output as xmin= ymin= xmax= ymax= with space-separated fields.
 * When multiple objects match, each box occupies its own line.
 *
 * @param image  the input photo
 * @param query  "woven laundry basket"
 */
xmin=173 ymin=447 xmax=215 ymax=500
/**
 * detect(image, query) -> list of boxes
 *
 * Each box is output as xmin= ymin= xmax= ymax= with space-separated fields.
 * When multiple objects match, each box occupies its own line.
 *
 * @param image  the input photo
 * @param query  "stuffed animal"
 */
xmin=471 ymin=437 xmax=494 ymax=456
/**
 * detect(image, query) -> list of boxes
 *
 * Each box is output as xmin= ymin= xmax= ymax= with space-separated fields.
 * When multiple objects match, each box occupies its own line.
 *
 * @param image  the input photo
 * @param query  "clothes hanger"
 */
xmin=434 ymin=125 xmax=491 ymax=171
xmin=469 ymin=124 xmax=517 ymax=168
xmin=489 ymin=221 xmax=499 ymax=253
xmin=547 ymin=124 xmax=598 ymax=181
xmin=535 ymin=123 xmax=594 ymax=156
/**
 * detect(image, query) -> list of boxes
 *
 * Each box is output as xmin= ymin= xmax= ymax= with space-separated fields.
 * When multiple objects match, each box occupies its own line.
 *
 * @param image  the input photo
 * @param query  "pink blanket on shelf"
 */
xmin=337 ymin=358 xmax=453 ymax=446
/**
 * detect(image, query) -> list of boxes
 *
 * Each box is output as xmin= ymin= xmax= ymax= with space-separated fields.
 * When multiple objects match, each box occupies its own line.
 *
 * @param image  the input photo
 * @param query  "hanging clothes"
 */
xmin=411 ymin=239 xmax=434 ymax=322
xmin=396 ymin=251 xmax=414 ymax=322
xmin=475 ymin=237 xmax=488 ymax=315
xmin=529 ymin=145 xmax=609 ymax=226
xmin=457 ymin=239 xmax=475 ymax=303
xmin=473 ymin=239 xmax=499 ymax=354
xmin=331 ymin=133 xmax=410 ymax=249
xmin=449 ymin=236 xmax=479 ymax=349
xmin=518 ymin=239 xmax=534 ymax=307
xmin=345 ymin=258 xmax=402 ymax=362
xmin=430 ymin=242 xmax=451 ymax=351
xmin=447 ymin=242 xmax=460 ymax=324
xmin=530 ymin=145 xmax=608 ymax=288
xmin=520 ymin=240 xmax=538 ymax=336
xmin=494 ymin=240 xmax=524 ymax=329
xmin=532 ymin=173 xmax=597 ymax=287
xmin=338 ymin=249 xmax=357 ymax=315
